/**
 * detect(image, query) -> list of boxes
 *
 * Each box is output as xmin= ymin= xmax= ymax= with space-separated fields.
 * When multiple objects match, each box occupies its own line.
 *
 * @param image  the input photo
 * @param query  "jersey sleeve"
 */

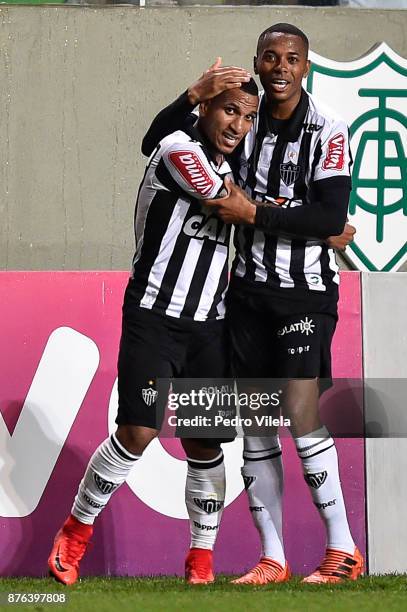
xmin=160 ymin=140 xmax=226 ymax=200
xmin=313 ymin=118 xmax=352 ymax=182
xmin=255 ymin=176 xmax=351 ymax=239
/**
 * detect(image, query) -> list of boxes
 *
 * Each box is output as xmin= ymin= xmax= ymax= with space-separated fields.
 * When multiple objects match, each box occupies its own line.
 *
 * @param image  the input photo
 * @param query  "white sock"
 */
xmin=295 ymin=426 xmax=355 ymax=554
xmin=185 ymin=451 xmax=225 ymax=550
xmin=242 ymin=436 xmax=285 ymax=566
xmin=72 ymin=433 xmax=140 ymax=525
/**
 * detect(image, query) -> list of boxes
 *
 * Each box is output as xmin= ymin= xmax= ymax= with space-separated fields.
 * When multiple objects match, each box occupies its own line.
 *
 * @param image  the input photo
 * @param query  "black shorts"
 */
xmin=227 ymin=289 xmax=336 ymax=382
xmin=116 ymin=304 xmax=232 ymax=438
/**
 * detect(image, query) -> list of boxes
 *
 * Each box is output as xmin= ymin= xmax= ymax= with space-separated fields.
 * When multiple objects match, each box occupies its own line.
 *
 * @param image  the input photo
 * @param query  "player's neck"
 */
xmin=266 ymin=92 xmax=302 ymax=120
xmin=196 ymin=122 xmax=224 ymax=167
xmin=203 ymin=141 xmax=224 ymax=167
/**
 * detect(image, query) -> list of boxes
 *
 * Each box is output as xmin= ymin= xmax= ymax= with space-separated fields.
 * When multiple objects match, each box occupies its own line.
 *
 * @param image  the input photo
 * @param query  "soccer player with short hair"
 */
xmin=48 ymin=78 xmax=259 ymax=586
xmin=142 ymin=23 xmax=362 ymax=585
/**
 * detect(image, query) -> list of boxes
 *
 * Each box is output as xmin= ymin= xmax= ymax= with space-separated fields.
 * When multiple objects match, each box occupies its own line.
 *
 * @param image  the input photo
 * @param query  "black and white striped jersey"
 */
xmin=232 ymin=89 xmax=352 ymax=294
xmin=129 ymin=126 xmax=231 ymax=322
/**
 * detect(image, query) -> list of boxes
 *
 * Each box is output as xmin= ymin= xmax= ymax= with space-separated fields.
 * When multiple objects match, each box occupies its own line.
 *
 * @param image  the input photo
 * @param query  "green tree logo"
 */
xmin=350 ymin=90 xmax=407 ymax=243
xmin=307 ymin=45 xmax=407 ymax=271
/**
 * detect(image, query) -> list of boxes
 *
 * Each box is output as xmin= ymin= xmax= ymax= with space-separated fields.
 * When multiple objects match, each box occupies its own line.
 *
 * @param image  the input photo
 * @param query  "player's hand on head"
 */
xmin=326 ymin=222 xmax=356 ymax=251
xmin=187 ymin=58 xmax=252 ymax=105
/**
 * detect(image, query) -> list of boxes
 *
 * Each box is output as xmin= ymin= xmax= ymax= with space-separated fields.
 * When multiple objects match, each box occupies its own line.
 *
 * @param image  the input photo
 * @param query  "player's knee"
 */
xmin=115 ymin=424 xmax=158 ymax=456
xmin=181 ymin=437 xmax=221 ymax=461
xmin=281 ymin=379 xmax=318 ymax=414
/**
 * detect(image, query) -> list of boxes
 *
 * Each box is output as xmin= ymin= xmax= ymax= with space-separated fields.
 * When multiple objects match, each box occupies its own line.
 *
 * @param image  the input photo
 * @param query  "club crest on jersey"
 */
xmin=193 ymin=497 xmax=224 ymax=514
xmin=142 ymin=387 xmax=158 ymax=406
xmin=169 ymin=150 xmax=215 ymax=197
xmin=94 ymin=474 xmax=120 ymax=495
xmin=243 ymin=475 xmax=256 ymax=490
xmin=306 ymin=43 xmax=407 ymax=271
xmin=322 ymin=133 xmax=345 ymax=171
xmin=280 ymin=161 xmax=301 ymax=186
xmin=304 ymin=471 xmax=327 ymax=489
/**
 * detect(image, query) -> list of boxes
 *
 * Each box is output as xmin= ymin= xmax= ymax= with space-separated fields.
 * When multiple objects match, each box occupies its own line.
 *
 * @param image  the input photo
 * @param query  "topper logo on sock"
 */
xmin=314 ymin=498 xmax=336 ymax=510
xmin=83 ymin=493 xmax=105 ymax=509
xmin=193 ymin=497 xmax=224 ymax=514
xmin=242 ymin=475 xmax=256 ymax=490
xmin=193 ymin=521 xmax=219 ymax=531
xmin=304 ymin=471 xmax=327 ymax=489
xmin=93 ymin=474 xmax=119 ymax=495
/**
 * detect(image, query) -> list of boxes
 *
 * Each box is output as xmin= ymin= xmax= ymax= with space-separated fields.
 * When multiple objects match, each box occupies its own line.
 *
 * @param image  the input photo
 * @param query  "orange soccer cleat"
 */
xmin=302 ymin=546 xmax=364 ymax=584
xmin=48 ymin=515 xmax=93 ymax=585
xmin=185 ymin=548 xmax=215 ymax=585
xmin=231 ymin=557 xmax=291 ymax=585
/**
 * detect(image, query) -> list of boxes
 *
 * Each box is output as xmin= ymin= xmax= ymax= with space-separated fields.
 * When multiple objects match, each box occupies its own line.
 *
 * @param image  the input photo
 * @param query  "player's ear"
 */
xmin=199 ymin=101 xmax=210 ymax=117
xmin=253 ymin=56 xmax=258 ymax=75
xmin=304 ymin=59 xmax=311 ymax=79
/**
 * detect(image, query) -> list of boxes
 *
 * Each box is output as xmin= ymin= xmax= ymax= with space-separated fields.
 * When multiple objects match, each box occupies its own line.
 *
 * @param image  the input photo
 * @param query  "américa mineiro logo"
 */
xmin=307 ymin=43 xmax=407 ymax=272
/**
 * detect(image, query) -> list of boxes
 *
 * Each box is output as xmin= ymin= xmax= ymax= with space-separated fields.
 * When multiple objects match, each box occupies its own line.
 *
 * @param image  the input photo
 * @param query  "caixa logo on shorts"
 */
xmin=277 ymin=317 xmax=315 ymax=337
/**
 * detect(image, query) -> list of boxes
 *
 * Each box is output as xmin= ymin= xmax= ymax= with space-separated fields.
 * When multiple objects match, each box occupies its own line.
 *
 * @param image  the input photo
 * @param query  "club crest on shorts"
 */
xmin=307 ymin=43 xmax=407 ymax=271
xmin=193 ymin=497 xmax=224 ymax=514
xmin=304 ymin=471 xmax=327 ymax=489
xmin=142 ymin=387 xmax=158 ymax=406
xmin=280 ymin=161 xmax=301 ymax=186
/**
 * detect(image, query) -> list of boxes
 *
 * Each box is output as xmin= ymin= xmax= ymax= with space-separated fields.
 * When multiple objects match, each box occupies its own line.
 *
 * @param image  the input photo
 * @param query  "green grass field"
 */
xmin=1 ymin=576 xmax=407 ymax=612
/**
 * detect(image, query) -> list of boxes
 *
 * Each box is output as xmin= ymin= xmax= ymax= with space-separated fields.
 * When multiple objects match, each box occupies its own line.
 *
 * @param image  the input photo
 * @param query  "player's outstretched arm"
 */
xmin=141 ymin=59 xmax=251 ymax=156
xmin=255 ymin=176 xmax=351 ymax=238
xmin=326 ymin=222 xmax=356 ymax=251
xmin=205 ymin=176 xmax=351 ymax=240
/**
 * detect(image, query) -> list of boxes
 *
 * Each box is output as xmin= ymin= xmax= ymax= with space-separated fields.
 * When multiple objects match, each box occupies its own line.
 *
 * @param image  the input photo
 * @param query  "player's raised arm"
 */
xmin=205 ymin=175 xmax=351 ymax=239
xmin=255 ymin=176 xmax=351 ymax=238
xmin=187 ymin=58 xmax=252 ymax=105
xmin=142 ymin=59 xmax=251 ymax=156
xmin=206 ymin=117 xmax=353 ymax=240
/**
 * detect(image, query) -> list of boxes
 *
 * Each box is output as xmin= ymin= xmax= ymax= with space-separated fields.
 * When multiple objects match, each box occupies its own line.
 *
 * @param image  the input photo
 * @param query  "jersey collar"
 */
xmin=262 ymin=88 xmax=309 ymax=142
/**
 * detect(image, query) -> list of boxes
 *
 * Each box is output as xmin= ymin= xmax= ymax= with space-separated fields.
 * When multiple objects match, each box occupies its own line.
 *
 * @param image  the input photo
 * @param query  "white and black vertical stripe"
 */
xmin=131 ymin=129 xmax=231 ymax=321
xmin=234 ymin=90 xmax=344 ymax=294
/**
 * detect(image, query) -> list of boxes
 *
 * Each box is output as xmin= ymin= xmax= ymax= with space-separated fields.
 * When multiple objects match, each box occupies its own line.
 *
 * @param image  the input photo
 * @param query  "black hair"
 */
xmin=240 ymin=77 xmax=259 ymax=97
xmin=256 ymin=23 xmax=309 ymax=55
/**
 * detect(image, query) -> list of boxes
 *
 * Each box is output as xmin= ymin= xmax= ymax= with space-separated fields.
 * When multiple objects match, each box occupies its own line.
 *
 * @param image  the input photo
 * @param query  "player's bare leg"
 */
xmin=283 ymin=379 xmax=363 ymax=583
xmin=181 ymin=438 xmax=225 ymax=585
xmin=48 ymin=425 xmax=157 ymax=585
